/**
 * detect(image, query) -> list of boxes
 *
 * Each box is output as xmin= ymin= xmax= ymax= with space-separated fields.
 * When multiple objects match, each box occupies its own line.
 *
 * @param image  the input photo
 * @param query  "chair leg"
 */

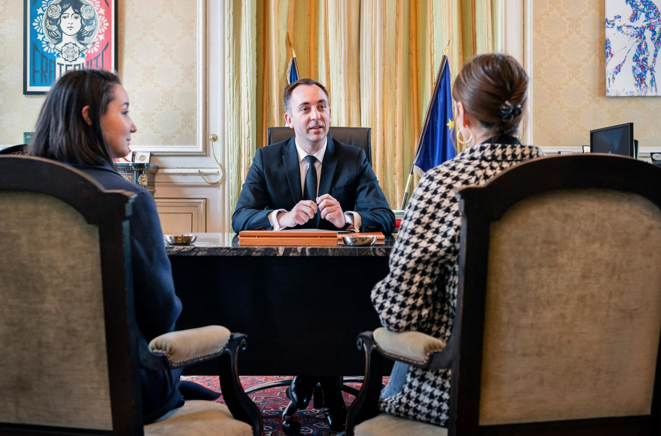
xmin=319 ymin=376 xmax=348 ymax=432
xmin=282 ymin=401 xmax=301 ymax=435
xmin=340 ymin=376 xmax=362 ymax=397
xmin=282 ymin=376 xmax=349 ymax=434
xmin=282 ymin=376 xmax=317 ymax=435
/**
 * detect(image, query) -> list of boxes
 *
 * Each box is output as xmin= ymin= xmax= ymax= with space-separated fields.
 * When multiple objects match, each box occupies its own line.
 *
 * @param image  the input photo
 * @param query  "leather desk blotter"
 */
xmin=337 ymin=232 xmax=385 ymax=245
xmin=238 ymin=230 xmax=338 ymax=247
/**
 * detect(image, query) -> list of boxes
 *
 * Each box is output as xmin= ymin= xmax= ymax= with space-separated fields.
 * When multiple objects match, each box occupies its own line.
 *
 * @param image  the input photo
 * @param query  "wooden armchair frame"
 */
xmin=0 ymin=156 xmax=262 ymax=436
xmin=347 ymin=154 xmax=661 ymax=436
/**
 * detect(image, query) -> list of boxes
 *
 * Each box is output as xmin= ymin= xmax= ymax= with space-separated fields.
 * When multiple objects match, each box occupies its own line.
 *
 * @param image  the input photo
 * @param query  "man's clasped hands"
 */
xmin=277 ymin=194 xmax=347 ymax=228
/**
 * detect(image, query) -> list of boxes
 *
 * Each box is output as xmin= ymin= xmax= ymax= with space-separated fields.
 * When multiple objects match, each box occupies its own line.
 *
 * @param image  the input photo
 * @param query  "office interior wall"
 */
xmin=533 ymin=1 xmax=661 ymax=150
xmin=0 ymin=0 xmax=228 ymax=233
xmin=0 ymin=0 xmax=197 ymax=148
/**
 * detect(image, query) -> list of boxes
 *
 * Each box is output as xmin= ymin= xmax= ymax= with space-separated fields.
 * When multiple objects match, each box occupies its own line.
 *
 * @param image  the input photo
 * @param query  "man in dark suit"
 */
xmin=231 ymin=79 xmax=395 ymax=234
xmin=231 ymin=79 xmax=395 ymax=431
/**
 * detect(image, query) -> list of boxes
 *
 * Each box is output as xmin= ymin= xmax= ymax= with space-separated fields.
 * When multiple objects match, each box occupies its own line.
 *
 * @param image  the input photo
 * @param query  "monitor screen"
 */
xmin=590 ymin=123 xmax=634 ymax=157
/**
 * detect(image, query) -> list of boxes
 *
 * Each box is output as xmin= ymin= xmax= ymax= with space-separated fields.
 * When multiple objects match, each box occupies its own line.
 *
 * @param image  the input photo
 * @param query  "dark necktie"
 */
xmin=304 ymin=155 xmax=319 ymax=228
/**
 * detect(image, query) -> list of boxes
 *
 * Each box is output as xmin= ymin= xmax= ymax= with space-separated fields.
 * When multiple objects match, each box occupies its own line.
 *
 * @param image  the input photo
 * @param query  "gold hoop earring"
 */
xmin=457 ymin=127 xmax=473 ymax=145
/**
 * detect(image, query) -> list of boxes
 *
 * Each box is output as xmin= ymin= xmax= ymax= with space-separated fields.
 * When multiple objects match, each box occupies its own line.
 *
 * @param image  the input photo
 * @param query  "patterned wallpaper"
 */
xmin=533 ymin=0 xmax=661 ymax=149
xmin=119 ymin=0 xmax=197 ymax=146
xmin=0 ymin=0 xmax=197 ymax=147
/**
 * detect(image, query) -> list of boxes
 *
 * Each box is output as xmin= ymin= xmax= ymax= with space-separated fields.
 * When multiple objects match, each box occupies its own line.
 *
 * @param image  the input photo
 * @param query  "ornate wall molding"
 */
xmin=155 ymin=197 xmax=207 ymax=233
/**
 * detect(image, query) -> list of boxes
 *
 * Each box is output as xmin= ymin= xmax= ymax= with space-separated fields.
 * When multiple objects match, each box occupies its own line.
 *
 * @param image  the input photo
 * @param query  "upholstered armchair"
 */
xmin=0 ymin=156 xmax=262 ymax=435
xmin=346 ymin=154 xmax=661 ymax=436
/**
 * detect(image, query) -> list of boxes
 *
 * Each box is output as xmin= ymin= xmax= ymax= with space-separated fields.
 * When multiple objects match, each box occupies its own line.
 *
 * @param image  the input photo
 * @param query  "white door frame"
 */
xmin=133 ymin=0 xmax=228 ymax=234
xmin=499 ymin=0 xmax=533 ymax=146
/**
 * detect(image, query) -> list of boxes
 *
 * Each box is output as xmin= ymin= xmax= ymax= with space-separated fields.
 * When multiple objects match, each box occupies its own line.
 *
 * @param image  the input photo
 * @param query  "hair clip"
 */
xmin=500 ymin=102 xmax=522 ymax=119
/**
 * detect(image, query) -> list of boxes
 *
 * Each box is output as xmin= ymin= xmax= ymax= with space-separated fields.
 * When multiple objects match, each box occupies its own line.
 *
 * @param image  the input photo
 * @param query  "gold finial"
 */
xmin=292 ymin=49 xmax=297 ymax=58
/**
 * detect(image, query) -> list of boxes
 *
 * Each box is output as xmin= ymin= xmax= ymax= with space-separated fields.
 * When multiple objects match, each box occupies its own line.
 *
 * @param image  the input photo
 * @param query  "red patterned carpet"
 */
xmin=182 ymin=375 xmax=384 ymax=435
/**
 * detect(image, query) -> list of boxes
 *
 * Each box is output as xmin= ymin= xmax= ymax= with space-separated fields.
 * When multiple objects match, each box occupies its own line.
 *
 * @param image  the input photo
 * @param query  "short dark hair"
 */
xmin=452 ymin=54 xmax=528 ymax=138
xmin=29 ymin=69 xmax=120 ymax=167
xmin=283 ymin=78 xmax=329 ymax=113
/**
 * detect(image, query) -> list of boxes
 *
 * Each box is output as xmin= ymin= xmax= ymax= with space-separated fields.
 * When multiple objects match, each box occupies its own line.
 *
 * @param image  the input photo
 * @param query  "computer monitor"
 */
xmin=590 ymin=123 xmax=634 ymax=157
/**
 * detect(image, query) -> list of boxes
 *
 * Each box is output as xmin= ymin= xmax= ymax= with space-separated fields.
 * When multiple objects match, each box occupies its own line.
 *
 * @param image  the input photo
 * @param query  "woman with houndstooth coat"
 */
xmin=371 ymin=54 xmax=545 ymax=427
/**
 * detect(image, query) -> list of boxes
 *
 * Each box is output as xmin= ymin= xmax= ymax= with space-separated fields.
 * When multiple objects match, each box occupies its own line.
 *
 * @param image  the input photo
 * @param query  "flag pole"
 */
xmin=292 ymin=49 xmax=301 ymax=79
xmin=399 ymin=38 xmax=453 ymax=210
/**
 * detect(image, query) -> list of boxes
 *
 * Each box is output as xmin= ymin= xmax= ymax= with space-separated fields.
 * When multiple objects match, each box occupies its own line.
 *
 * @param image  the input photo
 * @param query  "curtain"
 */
xmin=227 ymin=0 xmax=500 ymax=214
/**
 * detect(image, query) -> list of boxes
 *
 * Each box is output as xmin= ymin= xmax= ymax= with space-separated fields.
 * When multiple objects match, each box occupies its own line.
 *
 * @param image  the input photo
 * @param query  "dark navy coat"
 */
xmin=72 ymin=161 xmax=183 ymax=423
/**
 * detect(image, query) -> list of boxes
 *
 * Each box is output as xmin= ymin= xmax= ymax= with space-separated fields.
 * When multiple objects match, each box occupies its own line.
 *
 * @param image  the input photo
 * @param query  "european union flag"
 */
xmin=413 ymin=61 xmax=456 ymax=175
xmin=287 ymin=55 xmax=300 ymax=85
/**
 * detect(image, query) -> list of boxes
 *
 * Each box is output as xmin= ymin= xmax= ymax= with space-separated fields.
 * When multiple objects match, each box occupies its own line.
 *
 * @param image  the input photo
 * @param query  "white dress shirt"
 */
xmin=268 ymin=137 xmax=361 ymax=231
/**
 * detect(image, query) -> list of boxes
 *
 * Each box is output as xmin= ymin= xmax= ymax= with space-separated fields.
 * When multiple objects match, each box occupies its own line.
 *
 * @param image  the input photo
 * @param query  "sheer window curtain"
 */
xmin=227 ymin=0 xmax=500 ymax=214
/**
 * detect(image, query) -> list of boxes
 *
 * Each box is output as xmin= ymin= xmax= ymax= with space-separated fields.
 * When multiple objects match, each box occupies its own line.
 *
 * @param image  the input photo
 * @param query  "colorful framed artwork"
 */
xmin=23 ymin=0 xmax=117 ymax=95
xmin=606 ymin=0 xmax=661 ymax=96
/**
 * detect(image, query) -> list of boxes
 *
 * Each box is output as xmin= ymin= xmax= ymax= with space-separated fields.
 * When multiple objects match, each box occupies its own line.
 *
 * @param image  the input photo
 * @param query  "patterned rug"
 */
xmin=182 ymin=375 xmax=386 ymax=435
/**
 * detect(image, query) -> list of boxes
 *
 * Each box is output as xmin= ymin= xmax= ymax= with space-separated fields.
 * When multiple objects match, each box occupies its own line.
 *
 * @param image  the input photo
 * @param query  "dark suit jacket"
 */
xmin=71 ymin=161 xmax=184 ymax=424
xmin=232 ymin=136 xmax=395 ymax=233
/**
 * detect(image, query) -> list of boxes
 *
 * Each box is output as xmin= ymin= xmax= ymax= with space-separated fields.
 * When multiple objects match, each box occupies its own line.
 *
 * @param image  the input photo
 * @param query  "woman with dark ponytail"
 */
xmin=371 ymin=54 xmax=544 ymax=428
xmin=452 ymin=53 xmax=529 ymax=146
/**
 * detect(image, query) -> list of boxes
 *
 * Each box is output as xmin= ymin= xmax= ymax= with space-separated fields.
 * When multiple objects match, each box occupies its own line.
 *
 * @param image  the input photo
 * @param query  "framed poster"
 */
xmin=23 ymin=0 xmax=117 ymax=95
xmin=606 ymin=0 xmax=661 ymax=96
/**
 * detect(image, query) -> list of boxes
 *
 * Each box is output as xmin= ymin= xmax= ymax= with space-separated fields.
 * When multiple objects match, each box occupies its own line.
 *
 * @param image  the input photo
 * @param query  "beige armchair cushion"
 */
xmin=149 ymin=326 xmax=232 ymax=367
xmin=373 ymin=328 xmax=446 ymax=365
xmin=355 ymin=413 xmax=447 ymax=436
xmin=145 ymin=400 xmax=251 ymax=436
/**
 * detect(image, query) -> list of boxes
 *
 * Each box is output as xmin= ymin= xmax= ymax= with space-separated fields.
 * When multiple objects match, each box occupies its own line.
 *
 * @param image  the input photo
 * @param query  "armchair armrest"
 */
xmin=345 ymin=329 xmax=456 ymax=435
xmin=373 ymin=327 xmax=446 ymax=366
xmin=141 ymin=327 xmax=263 ymax=434
xmin=142 ymin=325 xmax=231 ymax=370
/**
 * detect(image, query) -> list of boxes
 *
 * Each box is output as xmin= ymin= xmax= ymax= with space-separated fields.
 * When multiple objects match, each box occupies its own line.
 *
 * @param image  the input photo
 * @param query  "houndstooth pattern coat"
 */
xmin=371 ymin=140 xmax=545 ymax=427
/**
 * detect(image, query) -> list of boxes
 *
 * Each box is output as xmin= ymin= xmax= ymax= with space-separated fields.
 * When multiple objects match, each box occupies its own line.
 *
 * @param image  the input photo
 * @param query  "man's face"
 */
xmin=284 ymin=84 xmax=331 ymax=150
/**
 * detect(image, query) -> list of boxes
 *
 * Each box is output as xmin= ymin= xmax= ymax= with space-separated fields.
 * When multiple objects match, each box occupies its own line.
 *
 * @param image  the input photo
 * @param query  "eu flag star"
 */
xmin=446 ymin=119 xmax=454 ymax=130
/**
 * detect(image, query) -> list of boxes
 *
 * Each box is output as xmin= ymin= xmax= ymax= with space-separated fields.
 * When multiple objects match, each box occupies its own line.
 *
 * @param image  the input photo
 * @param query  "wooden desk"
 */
xmin=167 ymin=233 xmax=394 ymax=376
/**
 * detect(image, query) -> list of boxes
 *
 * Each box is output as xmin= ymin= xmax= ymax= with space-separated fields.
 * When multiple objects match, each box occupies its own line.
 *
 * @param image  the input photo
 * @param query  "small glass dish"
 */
xmin=342 ymin=235 xmax=377 ymax=246
xmin=164 ymin=234 xmax=197 ymax=245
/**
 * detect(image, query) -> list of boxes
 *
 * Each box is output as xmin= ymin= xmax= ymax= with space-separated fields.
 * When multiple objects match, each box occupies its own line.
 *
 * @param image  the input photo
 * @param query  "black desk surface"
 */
xmin=166 ymin=232 xmax=395 ymax=257
xmin=166 ymin=233 xmax=395 ymax=376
